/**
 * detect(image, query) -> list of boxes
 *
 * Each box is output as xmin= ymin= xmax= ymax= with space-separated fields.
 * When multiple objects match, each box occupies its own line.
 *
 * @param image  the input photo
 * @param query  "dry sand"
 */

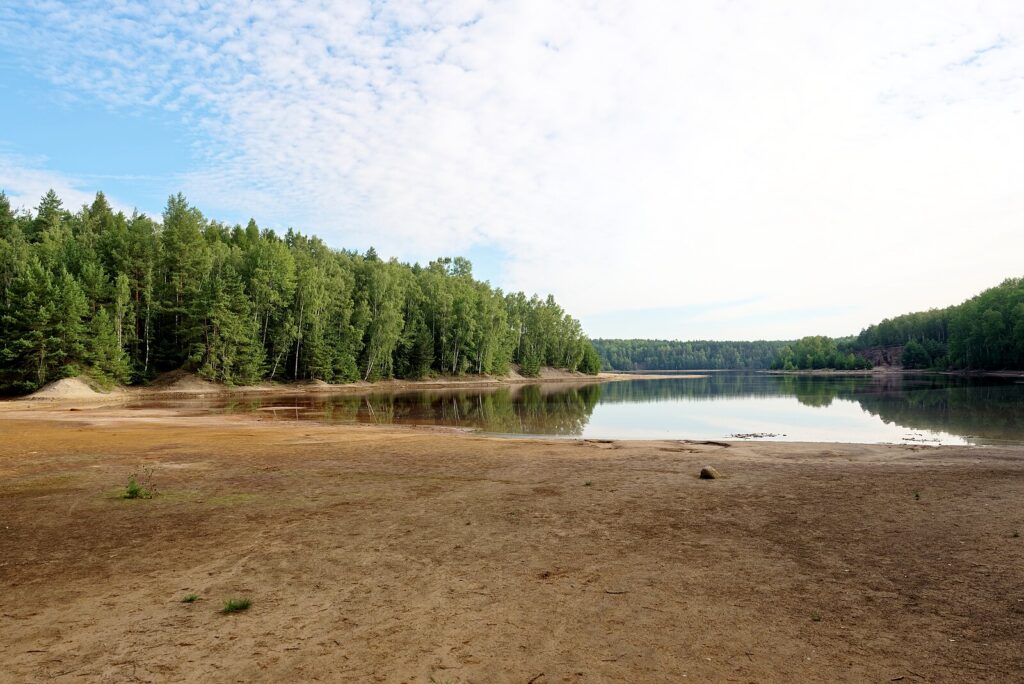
xmin=0 ymin=404 xmax=1022 ymax=682
xmin=22 ymin=377 xmax=124 ymax=401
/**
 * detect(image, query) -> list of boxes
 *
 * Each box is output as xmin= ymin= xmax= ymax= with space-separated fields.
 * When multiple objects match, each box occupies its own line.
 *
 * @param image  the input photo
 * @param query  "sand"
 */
xmin=19 ymin=369 xmax=686 ymax=407
xmin=1 ymin=405 xmax=1022 ymax=682
xmin=24 ymin=377 xmax=124 ymax=402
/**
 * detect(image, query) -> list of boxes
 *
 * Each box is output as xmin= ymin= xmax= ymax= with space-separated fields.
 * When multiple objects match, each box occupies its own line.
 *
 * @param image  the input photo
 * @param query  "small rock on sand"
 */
xmin=699 ymin=466 xmax=722 ymax=479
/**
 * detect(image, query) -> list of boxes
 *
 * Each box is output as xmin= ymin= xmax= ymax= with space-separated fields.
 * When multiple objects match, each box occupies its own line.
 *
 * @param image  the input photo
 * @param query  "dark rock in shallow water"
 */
xmin=699 ymin=466 xmax=722 ymax=480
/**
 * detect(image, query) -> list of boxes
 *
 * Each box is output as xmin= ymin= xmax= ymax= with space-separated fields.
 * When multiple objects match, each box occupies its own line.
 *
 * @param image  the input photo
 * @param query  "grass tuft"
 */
xmin=583 ymin=481 xmax=593 ymax=487
xmin=122 ymin=467 xmax=156 ymax=499
xmin=123 ymin=477 xmax=150 ymax=499
xmin=221 ymin=597 xmax=252 ymax=614
xmin=181 ymin=594 xmax=199 ymax=603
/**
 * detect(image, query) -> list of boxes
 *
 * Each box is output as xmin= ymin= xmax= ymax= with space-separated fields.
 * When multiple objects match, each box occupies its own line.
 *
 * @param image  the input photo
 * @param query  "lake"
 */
xmin=130 ymin=372 xmax=1024 ymax=445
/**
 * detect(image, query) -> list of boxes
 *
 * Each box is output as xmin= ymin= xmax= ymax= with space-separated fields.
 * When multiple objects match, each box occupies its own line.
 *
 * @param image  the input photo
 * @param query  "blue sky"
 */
xmin=0 ymin=61 xmax=189 ymax=212
xmin=1 ymin=1 xmax=1022 ymax=340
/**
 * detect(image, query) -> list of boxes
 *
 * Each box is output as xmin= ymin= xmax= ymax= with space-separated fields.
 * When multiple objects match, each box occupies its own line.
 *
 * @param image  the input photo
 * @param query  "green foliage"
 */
xmin=855 ymin=278 xmax=1024 ymax=370
xmin=181 ymin=594 xmax=199 ymax=603
xmin=519 ymin=346 xmax=542 ymax=376
xmin=221 ymin=597 xmax=252 ymax=613
xmin=901 ymin=339 xmax=930 ymax=369
xmin=593 ymin=339 xmax=789 ymax=371
xmin=0 ymin=190 xmax=596 ymax=393
xmin=770 ymin=336 xmax=872 ymax=370
xmin=123 ymin=476 xmax=151 ymax=500
xmin=600 ymin=278 xmax=1024 ymax=374
xmin=579 ymin=342 xmax=602 ymax=375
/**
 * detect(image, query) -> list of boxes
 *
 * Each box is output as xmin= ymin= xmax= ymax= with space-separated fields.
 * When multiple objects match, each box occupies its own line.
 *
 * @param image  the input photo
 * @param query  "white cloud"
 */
xmin=1 ymin=1 xmax=1023 ymax=338
xmin=0 ymin=151 xmax=133 ymax=215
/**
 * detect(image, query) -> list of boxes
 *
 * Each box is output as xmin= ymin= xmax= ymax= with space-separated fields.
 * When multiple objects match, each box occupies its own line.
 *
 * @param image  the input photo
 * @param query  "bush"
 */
xmin=122 ymin=468 xmax=155 ymax=499
xmin=902 ymin=339 xmax=931 ymax=369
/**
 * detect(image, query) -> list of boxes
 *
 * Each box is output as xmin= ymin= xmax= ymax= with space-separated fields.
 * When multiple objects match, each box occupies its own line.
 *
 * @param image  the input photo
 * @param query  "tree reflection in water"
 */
xmin=137 ymin=373 xmax=1024 ymax=443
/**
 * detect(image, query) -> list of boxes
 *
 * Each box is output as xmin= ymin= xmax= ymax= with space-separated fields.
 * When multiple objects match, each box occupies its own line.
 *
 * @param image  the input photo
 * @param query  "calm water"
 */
xmin=130 ymin=372 xmax=1024 ymax=445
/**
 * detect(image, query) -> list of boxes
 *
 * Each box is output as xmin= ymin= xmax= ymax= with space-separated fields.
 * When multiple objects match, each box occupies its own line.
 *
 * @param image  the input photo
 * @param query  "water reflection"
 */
xmin=147 ymin=383 xmax=603 ymax=436
xmin=598 ymin=374 xmax=1024 ymax=443
xmin=131 ymin=373 xmax=1024 ymax=445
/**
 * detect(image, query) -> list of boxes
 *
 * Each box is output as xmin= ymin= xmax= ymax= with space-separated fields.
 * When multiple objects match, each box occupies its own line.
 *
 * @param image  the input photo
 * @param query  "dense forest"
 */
xmin=852 ymin=278 xmax=1024 ymax=370
xmin=769 ymin=336 xmax=873 ymax=371
xmin=0 ymin=190 xmax=600 ymax=394
xmin=592 ymin=339 xmax=788 ymax=371
xmin=599 ymin=278 xmax=1024 ymax=373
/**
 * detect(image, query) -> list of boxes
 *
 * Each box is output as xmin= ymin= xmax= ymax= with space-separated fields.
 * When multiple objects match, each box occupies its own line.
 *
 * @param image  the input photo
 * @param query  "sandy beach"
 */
xmin=1 ymin=399 xmax=1022 ymax=683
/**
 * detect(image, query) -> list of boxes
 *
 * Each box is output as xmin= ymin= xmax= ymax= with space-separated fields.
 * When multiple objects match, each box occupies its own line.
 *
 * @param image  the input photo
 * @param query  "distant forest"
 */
xmin=598 ymin=278 xmax=1024 ymax=372
xmin=592 ymin=339 xmax=788 ymax=370
xmin=0 ymin=190 xmax=600 ymax=393
xmin=850 ymin=277 xmax=1024 ymax=370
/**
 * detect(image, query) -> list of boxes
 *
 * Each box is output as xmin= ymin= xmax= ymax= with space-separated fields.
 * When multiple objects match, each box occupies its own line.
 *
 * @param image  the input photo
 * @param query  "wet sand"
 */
xmin=1 ymin=405 xmax=1022 ymax=682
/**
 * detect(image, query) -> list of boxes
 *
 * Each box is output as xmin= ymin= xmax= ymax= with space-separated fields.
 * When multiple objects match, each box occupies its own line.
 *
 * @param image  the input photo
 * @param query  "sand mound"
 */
xmin=28 ymin=377 xmax=107 ymax=400
xmin=146 ymin=370 xmax=221 ymax=394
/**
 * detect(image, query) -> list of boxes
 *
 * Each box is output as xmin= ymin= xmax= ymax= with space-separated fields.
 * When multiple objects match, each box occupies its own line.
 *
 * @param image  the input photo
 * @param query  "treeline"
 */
xmin=853 ymin=278 xmax=1024 ymax=370
xmin=770 ymin=336 xmax=872 ymax=371
xmin=593 ymin=339 xmax=788 ymax=371
xmin=0 ymin=190 xmax=600 ymax=393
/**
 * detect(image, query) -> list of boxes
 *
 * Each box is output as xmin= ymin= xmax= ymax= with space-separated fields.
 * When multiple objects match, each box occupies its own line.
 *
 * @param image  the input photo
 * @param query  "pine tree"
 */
xmin=53 ymin=270 xmax=88 ymax=377
xmin=87 ymin=307 xmax=131 ymax=383
xmin=0 ymin=259 xmax=57 ymax=390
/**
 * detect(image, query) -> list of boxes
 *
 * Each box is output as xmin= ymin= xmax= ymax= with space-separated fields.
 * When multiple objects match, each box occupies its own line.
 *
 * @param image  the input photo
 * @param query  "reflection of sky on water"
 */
xmin=580 ymin=396 xmax=973 ymax=445
xmin=127 ymin=373 xmax=1023 ymax=445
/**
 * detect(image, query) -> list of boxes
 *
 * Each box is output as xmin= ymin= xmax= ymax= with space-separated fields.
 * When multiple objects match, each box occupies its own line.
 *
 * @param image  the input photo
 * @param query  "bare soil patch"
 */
xmin=1 ymin=407 xmax=1022 ymax=682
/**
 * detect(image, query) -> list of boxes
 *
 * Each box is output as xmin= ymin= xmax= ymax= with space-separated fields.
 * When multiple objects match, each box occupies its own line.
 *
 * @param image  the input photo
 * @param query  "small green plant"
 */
xmin=122 ymin=466 xmax=156 ymax=499
xmin=810 ymin=613 xmax=822 ymax=622
xmin=583 ymin=481 xmax=593 ymax=487
xmin=122 ymin=475 xmax=149 ymax=497
xmin=181 ymin=594 xmax=199 ymax=603
xmin=1013 ymin=531 xmax=1020 ymax=538
xmin=221 ymin=597 xmax=252 ymax=614
xmin=913 ymin=490 xmax=920 ymax=501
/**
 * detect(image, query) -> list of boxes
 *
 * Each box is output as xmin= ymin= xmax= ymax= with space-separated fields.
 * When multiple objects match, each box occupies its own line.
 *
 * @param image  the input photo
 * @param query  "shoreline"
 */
xmin=4 ymin=369 xmax=680 ymax=405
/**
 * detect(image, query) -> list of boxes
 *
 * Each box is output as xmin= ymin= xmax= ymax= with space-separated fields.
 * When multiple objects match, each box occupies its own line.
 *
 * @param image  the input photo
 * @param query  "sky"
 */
xmin=0 ymin=1 xmax=1022 ymax=341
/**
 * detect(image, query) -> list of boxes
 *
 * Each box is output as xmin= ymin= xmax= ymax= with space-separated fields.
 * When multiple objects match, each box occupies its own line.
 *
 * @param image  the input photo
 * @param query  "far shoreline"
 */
xmin=3 ymin=368 xmax=711 ymax=405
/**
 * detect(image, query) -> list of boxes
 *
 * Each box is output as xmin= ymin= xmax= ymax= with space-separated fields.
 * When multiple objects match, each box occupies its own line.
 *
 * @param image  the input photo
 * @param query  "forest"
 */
xmin=0 ymin=190 xmax=601 ymax=394
xmin=592 ymin=339 xmax=788 ymax=371
xmin=598 ymin=278 xmax=1024 ymax=373
xmin=769 ymin=336 xmax=873 ymax=371
xmin=852 ymin=278 xmax=1024 ymax=370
